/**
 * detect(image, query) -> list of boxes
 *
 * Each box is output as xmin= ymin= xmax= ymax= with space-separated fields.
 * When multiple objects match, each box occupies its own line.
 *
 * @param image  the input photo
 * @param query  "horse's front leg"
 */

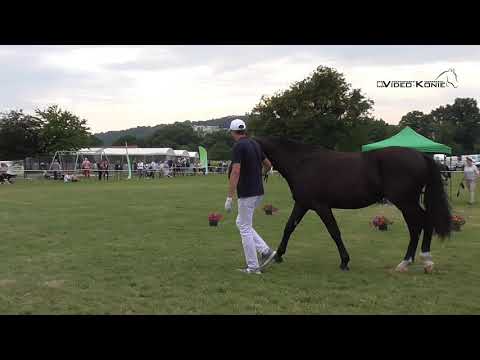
xmin=313 ymin=204 xmax=350 ymax=271
xmin=275 ymin=202 xmax=308 ymax=263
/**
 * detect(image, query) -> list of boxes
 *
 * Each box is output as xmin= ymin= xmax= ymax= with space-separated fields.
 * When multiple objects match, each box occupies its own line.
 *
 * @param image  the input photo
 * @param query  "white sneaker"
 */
xmin=237 ymin=267 xmax=262 ymax=274
xmin=258 ymin=249 xmax=277 ymax=270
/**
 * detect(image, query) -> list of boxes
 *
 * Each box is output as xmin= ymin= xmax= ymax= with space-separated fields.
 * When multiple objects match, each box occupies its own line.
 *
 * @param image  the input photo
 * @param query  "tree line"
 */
xmin=0 ymin=105 xmax=102 ymax=160
xmin=248 ymin=66 xmax=480 ymax=154
xmin=2 ymin=66 xmax=479 ymax=161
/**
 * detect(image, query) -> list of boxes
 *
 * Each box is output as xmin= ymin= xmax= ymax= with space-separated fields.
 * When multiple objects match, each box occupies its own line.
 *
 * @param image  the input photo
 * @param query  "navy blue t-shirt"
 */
xmin=231 ymin=137 xmax=266 ymax=198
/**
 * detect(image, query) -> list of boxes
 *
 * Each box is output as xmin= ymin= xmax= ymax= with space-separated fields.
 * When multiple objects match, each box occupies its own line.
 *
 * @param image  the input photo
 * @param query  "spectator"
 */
xmin=64 ymin=174 xmax=79 ymax=183
xmin=51 ymin=159 xmax=61 ymax=180
xmin=149 ymin=160 xmax=157 ymax=178
xmin=115 ymin=162 xmax=122 ymax=180
xmin=162 ymin=161 xmax=172 ymax=178
xmin=96 ymin=160 xmax=102 ymax=180
xmin=82 ymin=157 xmax=92 ymax=178
xmin=137 ymin=160 xmax=144 ymax=178
xmin=0 ymin=162 xmax=15 ymax=184
xmin=154 ymin=160 xmax=161 ymax=178
xmin=100 ymin=159 xmax=109 ymax=181
xmin=463 ymin=156 xmax=479 ymax=205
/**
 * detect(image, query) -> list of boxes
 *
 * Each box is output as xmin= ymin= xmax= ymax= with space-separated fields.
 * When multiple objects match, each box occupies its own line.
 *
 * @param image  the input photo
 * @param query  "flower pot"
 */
xmin=209 ymin=220 xmax=218 ymax=227
xmin=265 ymin=209 xmax=273 ymax=215
xmin=378 ymin=224 xmax=388 ymax=231
xmin=451 ymin=223 xmax=461 ymax=231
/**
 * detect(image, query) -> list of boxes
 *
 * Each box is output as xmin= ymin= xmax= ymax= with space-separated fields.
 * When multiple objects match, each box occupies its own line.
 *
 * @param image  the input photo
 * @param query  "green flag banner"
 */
xmin=198 ymin=146 xmax=208 ymax=175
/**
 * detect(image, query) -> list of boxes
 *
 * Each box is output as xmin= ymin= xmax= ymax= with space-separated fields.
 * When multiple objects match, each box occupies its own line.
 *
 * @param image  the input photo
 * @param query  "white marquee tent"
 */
xmin=78 ymin=147 xmax=176 ymax=157
xmin=173 ymin=150 xmax=190 ymax=157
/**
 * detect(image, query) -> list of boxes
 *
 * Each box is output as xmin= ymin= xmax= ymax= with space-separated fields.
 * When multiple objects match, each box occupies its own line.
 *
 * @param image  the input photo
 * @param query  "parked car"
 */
xmin=466 ymin=154 xmax=480 ymax=168
xmin=445 ymin=156 xmax=461 ymax=170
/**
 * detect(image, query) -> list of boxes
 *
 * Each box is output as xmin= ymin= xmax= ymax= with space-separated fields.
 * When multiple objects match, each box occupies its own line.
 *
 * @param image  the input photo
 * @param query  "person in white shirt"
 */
xmin=137 ymin=161 xmax=144 ymax=178
xmin=81 ymin=158 xmax=92 ymax=178
xmin=163 ymin=161 xmax=171 ymax=177
xmin=463 ymin=157 xmax=479 ymax=204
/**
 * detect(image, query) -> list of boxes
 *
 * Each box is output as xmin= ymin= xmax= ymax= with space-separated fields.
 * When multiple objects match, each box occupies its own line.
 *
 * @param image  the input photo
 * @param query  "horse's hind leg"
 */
xmin=275 ymin=202 xmax=308 ymax=263
xmin=420 ymin=220 xmax=435 ymax=274
xmin=394 ymin=203 xmax=425 ymax=272
xmin=313 ymin=205 xmax=350 ymax=271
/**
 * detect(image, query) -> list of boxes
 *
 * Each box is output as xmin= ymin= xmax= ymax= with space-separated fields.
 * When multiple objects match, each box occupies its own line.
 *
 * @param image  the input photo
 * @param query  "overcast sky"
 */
xmin=1 ymin=45 xmax=479 ymax=133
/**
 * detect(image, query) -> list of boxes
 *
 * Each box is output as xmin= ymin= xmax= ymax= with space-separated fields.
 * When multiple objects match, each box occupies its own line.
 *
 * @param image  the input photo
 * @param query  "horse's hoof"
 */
xmin=274 ymin=254 xmax=283 ymax=263
xmin=423 ymin=261 xmax=434 ymax=274
xmin=395 ymin=260 xmax=411 ymax=273
xmin=395 ymin=264 xmax=409 ymax=273
xmin=340 ymin=264 xmax=350 ymax=271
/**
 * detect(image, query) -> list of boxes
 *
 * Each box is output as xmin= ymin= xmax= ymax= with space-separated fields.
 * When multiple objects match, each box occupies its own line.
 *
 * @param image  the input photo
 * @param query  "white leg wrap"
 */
xmin=395 ymin=260 xmax=411 ymax=272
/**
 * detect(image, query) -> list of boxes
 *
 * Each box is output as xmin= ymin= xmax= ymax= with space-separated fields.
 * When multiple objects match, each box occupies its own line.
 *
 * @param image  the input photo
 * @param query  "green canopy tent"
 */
xmin=361 ymin=126 xmax=451 ymax=154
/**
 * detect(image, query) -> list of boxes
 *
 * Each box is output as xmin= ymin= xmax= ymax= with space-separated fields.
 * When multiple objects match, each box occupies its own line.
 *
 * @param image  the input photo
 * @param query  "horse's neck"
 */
xmin=270 ymin=148 xmax=331 ymax=183
xmin=269 ymin=151 xmax=301 ymax=184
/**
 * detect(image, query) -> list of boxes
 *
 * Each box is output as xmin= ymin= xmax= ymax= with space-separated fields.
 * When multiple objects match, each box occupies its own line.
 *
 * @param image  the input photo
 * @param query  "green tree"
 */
xmin=0 ymin=110 xmax=44 ymax=159
xmin=36 ymin=105 xmax=92 ymax=153
xmin=398 ymin=111 xmax=435 ymax=138
xmin=208 ymin=142 xmax=232 ymax=160
xmin=430 ymin=98 xmax=480 ymax=154
xmin=112 ymin=134 xmax=143 ymax=147
xmin=146 ymin=122 xmax=201 ymax=149
xmin=337 ymin=117 xmax=398 ymax=151
xmin=197 ymin=130 xmax=234 ymax=159
xmin=87 ymin=135 xmax=104 ymax=147
xmin=248 ymin=66 xmax=374 ymax=150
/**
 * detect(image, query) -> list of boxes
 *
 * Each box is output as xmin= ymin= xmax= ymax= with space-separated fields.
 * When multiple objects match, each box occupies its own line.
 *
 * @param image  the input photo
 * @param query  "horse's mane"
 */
xmin=256 ymin=136 xmax=327 ymax=154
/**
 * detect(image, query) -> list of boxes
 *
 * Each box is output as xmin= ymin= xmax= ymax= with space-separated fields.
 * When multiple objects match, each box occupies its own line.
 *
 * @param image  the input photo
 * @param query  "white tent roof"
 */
xmin=173 ymin=150 xmax=190 ymax=157
xmin=78 ymin=147 xmax=175 ymax=156
xmin=188 ymin=152 xmax=199 ymax=158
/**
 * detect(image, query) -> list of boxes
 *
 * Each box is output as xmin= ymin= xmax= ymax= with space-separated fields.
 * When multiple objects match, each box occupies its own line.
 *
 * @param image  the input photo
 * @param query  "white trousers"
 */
xmin=466 ymin=180 xmax=476 ymax=203
xmin=236 ymin=195 xmax=270 ymax=269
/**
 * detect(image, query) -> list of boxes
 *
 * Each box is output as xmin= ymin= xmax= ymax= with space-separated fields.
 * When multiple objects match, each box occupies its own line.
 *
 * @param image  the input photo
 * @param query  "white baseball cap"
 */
xmin=229 ymin=119 xmax=247 ymax=131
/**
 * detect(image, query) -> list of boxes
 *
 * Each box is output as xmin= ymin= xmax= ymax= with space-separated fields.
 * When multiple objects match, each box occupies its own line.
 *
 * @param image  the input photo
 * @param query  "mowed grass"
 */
xmin=0 ymin=174 xmax=479 ymax=314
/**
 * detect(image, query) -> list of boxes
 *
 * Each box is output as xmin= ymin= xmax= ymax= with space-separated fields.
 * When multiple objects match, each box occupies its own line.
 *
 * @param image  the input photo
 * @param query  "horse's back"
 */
xmin=291 ymin=147 xmax=430 ymax=208
xmin=291 ymin=150 xmax=379 ymax=208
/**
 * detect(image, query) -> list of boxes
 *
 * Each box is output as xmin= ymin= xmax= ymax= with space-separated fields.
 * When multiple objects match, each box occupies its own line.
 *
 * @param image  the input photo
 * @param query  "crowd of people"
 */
xmin=39 ymin=156 xmax=232 ymax=182
xmin=0 ymin=162 xmax=16 ymax=184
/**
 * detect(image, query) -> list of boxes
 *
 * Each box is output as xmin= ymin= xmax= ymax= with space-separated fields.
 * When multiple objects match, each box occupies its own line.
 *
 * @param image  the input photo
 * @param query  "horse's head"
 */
xmin=436 ymin=68 xmax=459 ymax=88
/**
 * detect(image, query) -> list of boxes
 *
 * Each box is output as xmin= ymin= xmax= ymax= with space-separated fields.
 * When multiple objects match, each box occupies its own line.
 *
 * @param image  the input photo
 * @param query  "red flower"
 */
xmin=208 ymin=213 xmax=224 ymax=222
xmin=263 ymin=204 xmax=279 ymax=213
xmin=451 ymin=215 xmax=465 ymax=226
xmin=372 ymin=215 xmax=392 ymax=228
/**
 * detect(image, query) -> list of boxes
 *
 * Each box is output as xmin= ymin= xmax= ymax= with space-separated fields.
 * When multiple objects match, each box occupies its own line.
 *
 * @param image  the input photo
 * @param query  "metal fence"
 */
xmin=3 ymin=168 xmax=469 ymax=202
xmin=12 ymin=166 xmax=230 ymax=181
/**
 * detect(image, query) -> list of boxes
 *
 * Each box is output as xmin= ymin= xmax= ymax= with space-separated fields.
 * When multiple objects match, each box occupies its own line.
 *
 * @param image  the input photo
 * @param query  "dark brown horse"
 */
xmin=254 ymin=137 xmax=452 ymax=273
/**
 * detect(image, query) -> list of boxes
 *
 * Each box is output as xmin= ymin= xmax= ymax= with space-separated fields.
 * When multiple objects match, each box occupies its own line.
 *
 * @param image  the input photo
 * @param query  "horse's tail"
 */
xmin=423 ymin=155 xmax=452 ymax=239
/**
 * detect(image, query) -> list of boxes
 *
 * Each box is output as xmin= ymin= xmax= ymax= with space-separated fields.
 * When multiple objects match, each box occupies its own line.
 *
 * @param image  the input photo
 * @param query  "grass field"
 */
xmin=1 ymin=174 xmax=479 ymax=314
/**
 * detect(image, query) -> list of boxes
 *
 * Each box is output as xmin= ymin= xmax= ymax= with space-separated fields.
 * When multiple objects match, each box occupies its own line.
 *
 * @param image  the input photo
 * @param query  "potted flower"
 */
xmin=263 ymin=204 xmax=279 ymax=215
xmin=208 ymin=213 xmax=223 ymax=226
xmin=372 ymin=216 xmax=393 ymax=231
xmin=451 ymin=215 xmax=465 ymax=231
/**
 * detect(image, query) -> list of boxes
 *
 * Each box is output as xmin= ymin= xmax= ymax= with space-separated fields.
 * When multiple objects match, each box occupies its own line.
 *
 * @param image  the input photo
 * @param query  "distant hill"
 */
xmin=94 ymin=115 xmax=249 ymax=145
xmin=190 ymin=115 xmax=248 ymax=129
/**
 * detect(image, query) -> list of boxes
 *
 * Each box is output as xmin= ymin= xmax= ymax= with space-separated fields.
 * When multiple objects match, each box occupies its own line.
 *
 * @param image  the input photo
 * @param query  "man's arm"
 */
xmin=228 ymin=164 xmax=240 ymax=198
xmin=262 ymin=158 xmax=272 ymax=173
